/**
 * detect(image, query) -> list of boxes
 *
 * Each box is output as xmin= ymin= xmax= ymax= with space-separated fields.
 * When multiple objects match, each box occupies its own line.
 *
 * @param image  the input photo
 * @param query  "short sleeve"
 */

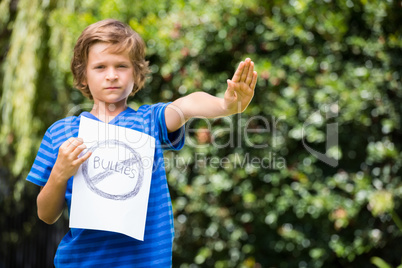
xmin=153 ymin=102 xmax=185 ymax=151
xmin=26 ymin=128 xmax=57 ymax=186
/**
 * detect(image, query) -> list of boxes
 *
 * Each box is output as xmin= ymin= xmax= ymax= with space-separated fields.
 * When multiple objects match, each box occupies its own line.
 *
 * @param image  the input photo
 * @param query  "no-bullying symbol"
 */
xmin=81 ymin=139 xmax=144 ymax=200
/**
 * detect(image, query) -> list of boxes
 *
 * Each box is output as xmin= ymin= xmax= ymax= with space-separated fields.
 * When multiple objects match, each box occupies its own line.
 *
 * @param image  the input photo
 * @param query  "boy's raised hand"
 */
xmin=53 ymin=137 xmax=92 ymax=182
xmin=224 ymin=58 xmax=258 ymax=114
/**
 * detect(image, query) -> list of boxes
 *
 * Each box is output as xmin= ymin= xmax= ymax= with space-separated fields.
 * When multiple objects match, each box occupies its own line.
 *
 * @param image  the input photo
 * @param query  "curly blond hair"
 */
xmin=71 ymin=19 xmax=150 ymax=99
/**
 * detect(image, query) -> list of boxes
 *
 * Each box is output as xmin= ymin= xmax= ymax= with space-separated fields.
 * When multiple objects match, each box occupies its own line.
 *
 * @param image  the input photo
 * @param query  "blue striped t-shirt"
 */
xmin=26 ymin=103 xmax=185 ymax=267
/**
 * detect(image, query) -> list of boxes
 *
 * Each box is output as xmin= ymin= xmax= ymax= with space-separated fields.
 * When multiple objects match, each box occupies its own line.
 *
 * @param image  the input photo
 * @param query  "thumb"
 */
xmin=226 ymin=79 xmax=236 ymax=97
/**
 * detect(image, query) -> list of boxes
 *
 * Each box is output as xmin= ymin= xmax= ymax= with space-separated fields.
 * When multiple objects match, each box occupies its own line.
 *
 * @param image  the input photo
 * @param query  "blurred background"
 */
xmin=0 ymin=0 xmax=401 ymax=267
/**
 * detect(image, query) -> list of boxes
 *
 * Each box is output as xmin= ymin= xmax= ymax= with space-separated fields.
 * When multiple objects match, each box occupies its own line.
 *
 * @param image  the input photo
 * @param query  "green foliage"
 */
xmin=371 ymin=256 xmax=402 ymax=268
xmin=0 ymin=0 xmax=401 ymax=267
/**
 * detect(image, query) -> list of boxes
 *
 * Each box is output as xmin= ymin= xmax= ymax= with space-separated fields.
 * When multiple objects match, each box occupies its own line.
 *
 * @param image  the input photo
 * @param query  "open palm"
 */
xmin=224 ymin=58 xmax=258 ymax=114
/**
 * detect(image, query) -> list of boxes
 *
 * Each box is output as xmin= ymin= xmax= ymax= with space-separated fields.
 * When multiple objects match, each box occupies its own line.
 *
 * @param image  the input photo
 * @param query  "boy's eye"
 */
xmin=95 ymin=66 xmax=105 ymax=69
xmin=118 ymin=65 xmax=128 ymax=68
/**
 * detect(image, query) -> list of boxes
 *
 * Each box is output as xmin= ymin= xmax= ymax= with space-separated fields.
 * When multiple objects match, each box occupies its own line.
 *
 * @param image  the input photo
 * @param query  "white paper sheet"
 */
xmin=69 ymin=116 xmax=155 ymax=241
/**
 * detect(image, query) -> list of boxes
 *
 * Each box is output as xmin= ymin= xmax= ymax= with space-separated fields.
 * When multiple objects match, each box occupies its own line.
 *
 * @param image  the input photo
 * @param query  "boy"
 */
xmin=27 ymin=19 xmax=257 ymax=267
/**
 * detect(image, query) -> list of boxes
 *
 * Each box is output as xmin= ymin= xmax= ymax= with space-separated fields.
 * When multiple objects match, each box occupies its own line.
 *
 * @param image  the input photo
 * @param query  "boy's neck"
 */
xmin=90 ymin=101 xmax=127 ymax=123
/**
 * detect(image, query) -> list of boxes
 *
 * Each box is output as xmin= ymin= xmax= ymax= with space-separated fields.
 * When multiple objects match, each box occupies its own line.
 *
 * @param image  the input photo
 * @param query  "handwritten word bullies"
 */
xmin=81 ymin=139 xmax=144 ymax=200
xmin=93 ymin=156 xmax=138 ymax=179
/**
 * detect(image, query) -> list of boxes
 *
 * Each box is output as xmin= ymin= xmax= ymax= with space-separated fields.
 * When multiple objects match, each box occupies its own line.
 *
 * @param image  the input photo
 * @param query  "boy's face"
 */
xmin=85 ymin=42 xmax=135 ymax=107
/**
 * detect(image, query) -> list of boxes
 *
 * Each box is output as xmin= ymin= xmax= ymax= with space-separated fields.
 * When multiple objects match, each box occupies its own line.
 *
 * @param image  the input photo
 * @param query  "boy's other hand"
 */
xmin=224 ymin=58 xmax=258 ymax=114
xmin=53 ymin=137 xmax=92 ymax=183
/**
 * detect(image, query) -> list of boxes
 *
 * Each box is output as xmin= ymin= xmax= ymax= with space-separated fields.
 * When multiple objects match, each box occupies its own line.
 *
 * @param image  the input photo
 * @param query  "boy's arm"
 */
xmin=165 ymin=58 xmax=257 ymax=133
xmin=37 ymin=138 xmax=91 ymax=224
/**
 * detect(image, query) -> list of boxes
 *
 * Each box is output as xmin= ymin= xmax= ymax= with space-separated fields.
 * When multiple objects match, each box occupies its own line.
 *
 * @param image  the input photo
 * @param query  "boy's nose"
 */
xmin=106 ymin=70 xmax=118 ymax=80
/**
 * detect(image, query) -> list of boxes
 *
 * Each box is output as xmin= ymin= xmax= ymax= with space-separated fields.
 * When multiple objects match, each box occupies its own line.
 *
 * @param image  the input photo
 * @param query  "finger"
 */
xmin=71 ymin=143 xmax=87 ymax=159
xmin=59 ymin=138 xmax=82 ymax=156
xmin=66 ymin=137 xmax=83 ymax=149
xmin=250 ymin=71 xmax=258 ymax=91
xmin=245 ymin=61 xmax=255 ymax=85
xmin=226 ymin=80 xmax=239 ymax=107
xmin=60 ymin=137 xmax=76 ymax=151
xmin=240 ymin=58 xmax=251 ymax=83
xmin=226 ymin=79 xmax=236 ymax=97
xmin=76 ymin=151 xmax=92 ymax=164
xmin=72 ymin=151 xmax=92 ymax=167
xmin=65 ymin=139 xmax=84 ymax=156
xmin=232 ymin=61 xmax=245 ymax=82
